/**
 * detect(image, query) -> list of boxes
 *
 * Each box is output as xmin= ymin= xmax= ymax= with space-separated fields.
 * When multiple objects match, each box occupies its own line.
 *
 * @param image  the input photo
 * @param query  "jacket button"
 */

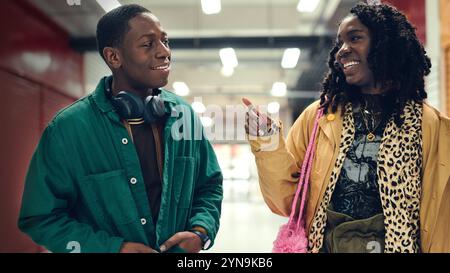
xmin=327 ymin=114 xmax=335 ymax=121
xmin=130 ymin=177 xmax=137 ymax=185
xmin=141 ymin=218 xmax=147 ymax=225
xmin=122 ymin=138 xmax=128 ymax=145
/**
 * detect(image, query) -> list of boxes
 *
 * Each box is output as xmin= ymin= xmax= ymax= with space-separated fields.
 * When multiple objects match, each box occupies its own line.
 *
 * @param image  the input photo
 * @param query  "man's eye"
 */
xmin=351 ymin=36 xmax=362 ymax=42
xmin=143 ymin=42 xmax=153 ymax=47
xmin=163 ymin=40 xmax=170 ymax=46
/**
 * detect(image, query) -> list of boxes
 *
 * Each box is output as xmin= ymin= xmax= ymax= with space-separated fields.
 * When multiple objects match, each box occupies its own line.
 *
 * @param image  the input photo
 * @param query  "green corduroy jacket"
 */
xmin=18 ymin=77 xmax=223 ymax=253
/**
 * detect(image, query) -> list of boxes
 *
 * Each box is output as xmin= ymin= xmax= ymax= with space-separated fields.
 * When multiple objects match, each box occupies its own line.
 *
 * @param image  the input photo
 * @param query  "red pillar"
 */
xmin=384 ymin=0 xmax=427 ymax=44
xmin=0 ymin=0 xmax=82 ymax=252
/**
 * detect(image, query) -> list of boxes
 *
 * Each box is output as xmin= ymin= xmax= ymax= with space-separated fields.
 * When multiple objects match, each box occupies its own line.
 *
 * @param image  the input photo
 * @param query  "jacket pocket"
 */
xmin=173 ymin=157 xmax=195 ymax=209
xmin=79 ymin=169 xmax=139 ymax=226
xmin=171 ymin=157 xmax=195 ymax=231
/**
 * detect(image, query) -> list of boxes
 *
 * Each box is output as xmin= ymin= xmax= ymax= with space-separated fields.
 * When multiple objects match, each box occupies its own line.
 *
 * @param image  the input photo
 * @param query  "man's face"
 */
xmin=119 ymin=13 xmax=171 ymax=90
xmin=335 ymin=16 xmax=374 ymax=90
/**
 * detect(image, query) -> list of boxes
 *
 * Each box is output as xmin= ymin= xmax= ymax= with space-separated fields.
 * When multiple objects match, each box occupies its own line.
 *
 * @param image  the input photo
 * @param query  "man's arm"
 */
xmin=18 ymin=123 xmax=124 ymax=253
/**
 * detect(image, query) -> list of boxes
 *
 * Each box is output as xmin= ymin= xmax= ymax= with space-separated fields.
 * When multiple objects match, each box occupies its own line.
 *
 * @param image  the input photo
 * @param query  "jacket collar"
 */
xmin=92 ymin=76 xmax=178 ymax=114
xmin=318 ymin=105 xmax=344 ymax=149
xmin=91 ymin=76 xmax=114 ymax=113
xmin=311 ymin=104 xmax=345 ymax=223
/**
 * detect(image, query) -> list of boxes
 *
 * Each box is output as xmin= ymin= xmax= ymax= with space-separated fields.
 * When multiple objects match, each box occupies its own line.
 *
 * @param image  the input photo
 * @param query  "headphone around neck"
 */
xmin=104 ymin=76 xmax=168 ymax=124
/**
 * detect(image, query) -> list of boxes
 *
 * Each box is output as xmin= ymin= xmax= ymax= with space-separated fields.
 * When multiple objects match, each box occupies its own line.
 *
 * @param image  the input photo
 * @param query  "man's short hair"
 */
xmin=96 ymin=4 xmax=150 ymax=61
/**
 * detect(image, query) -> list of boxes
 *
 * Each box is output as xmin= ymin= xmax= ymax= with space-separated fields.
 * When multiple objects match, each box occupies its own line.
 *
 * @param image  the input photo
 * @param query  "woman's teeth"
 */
xmin=343 ymin=61 xmax=360 ymax=69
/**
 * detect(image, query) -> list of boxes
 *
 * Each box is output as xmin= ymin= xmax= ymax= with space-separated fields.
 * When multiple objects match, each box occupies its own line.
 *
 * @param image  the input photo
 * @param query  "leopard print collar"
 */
xmin=308 ymin=100 xmax=423 ymax=253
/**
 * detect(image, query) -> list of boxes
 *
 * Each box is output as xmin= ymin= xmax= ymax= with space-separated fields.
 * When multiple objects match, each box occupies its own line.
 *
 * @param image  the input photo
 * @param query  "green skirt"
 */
xmin=321 ymin=208 xmax=385 ymax=253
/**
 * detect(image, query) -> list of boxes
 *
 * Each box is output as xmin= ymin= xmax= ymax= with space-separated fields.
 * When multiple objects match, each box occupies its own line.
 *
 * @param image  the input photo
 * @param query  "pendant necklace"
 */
xmin=360 ymin=105 xmax=382 ymax=142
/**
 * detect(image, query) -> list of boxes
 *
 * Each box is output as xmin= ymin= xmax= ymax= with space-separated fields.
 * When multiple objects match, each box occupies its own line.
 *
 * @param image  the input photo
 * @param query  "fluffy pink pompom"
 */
xmin=272 ymin=221 xmax=308 ymax=253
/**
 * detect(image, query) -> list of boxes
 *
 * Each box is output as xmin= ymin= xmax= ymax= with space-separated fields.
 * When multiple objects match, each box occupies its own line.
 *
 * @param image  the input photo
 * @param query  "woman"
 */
xmin=244 ymin=2 xmax=449 ymax=253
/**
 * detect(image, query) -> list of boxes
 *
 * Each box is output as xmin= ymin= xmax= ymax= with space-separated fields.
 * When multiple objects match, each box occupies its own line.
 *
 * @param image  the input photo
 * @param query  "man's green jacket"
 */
xmin=18 ymin=77 xmax=223 ymax=253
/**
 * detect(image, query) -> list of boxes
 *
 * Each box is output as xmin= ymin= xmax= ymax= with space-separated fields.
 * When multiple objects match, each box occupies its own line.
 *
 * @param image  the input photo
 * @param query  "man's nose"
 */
xmin=156 ymin=42 xmax=170 ymax=59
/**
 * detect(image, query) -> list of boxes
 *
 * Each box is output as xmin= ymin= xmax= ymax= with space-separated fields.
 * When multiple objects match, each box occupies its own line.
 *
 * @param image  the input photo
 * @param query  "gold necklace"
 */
xmin=360 ymin=107 xmax=381 ymax=142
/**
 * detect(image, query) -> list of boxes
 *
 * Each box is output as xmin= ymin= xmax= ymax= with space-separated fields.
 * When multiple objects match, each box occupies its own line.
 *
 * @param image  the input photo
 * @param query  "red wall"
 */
xmin=384 ymin=0 xmax=426 ymax=44
xmin=0 ymin=0 xmax=83 ymax=252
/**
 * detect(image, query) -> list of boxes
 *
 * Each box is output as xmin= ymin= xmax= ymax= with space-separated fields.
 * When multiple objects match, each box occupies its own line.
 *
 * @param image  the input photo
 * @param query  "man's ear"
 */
xmin=103 ymin=47 xmax=122 ymax=69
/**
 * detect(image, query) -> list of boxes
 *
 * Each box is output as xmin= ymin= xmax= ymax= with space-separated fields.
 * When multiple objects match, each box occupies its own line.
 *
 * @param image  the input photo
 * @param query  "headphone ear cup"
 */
xmin=114 ymin=91 xmax=145 ymax=119
xmin=143 ymin=95 xmax=167 ymax=123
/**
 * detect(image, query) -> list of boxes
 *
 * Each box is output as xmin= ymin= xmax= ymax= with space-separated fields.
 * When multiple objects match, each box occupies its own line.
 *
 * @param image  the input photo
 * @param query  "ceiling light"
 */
xmin=96 ymin=0 xmax=121 ymax=13
xmin=297 ymin=0 xmax=320 ymax=13
xmin=271 ymin=82 xmax=287 ymax=97
xmin=281 ymin=48 xmax=301 ymax=69
xmin=201 ymin=0 xmax=221 ymax=15
xmin=192 ymin=101 xmax=206 ymax=114
xmin=200 ymin=117 xmax=213 ymax=127
xmin=173 ymin=82 xmax=190 ymax=96
xmin=219 ymin=48 xmax=238 ymax=68
xmin=221 ymin=66 xmax=234 ymax=77
xmin=268 ymin=102 xmax=281 ymax=114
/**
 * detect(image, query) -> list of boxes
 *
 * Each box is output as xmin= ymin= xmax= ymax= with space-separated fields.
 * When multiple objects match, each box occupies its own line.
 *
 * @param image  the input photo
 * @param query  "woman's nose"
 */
xmin=337 ymin=44 xmax=351 ymax=58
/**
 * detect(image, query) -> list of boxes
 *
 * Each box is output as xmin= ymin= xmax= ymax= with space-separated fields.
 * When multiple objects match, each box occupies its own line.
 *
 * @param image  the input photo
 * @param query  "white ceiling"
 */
xmin=125 ymin=0 xmax=341 ymax=38
xmin=30 ymin=0 xmax=358 ymax=119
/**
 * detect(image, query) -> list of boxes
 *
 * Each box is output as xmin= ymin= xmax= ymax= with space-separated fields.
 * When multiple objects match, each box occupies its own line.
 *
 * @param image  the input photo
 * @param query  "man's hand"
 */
xmin=119 ymin=242 xmax=159 ymax=253
xmin=159 ymin=231 xmax=202 ymax=253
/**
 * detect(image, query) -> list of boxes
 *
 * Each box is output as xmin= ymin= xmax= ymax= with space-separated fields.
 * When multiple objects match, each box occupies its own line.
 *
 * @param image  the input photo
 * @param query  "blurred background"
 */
xmin=0 ymin=0 xmax=448 ymax=252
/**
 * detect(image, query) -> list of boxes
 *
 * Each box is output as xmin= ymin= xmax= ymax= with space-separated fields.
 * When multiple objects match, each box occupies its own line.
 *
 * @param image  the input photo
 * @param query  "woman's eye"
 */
xmin=351 ymin=36 xmax=361 ymax=42
xmin=143 ymin=42 xmax=153 ymax=47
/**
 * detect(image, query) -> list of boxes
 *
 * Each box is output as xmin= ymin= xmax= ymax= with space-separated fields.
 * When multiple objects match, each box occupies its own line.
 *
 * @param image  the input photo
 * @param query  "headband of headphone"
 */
xmin=104 ymin=76 xmax=168 ymax=124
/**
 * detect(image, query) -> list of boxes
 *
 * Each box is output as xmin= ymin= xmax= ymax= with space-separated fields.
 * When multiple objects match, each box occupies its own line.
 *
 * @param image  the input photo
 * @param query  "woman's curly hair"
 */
xmin=319 ymin=2 xmax=431 ymax=126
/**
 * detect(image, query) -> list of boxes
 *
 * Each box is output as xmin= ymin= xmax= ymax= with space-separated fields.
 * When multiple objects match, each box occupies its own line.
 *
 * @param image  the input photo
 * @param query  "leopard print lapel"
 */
xmin=377 ymin=101 xmax=423 ymax=252
xmin=308 ymin=103 xmax=355 ymax=253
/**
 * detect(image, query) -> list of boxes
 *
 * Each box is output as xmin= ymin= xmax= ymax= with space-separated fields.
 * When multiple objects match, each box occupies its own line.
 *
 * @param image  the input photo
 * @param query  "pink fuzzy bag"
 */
xmin=272 ymin=108 xmax=324 ymax=253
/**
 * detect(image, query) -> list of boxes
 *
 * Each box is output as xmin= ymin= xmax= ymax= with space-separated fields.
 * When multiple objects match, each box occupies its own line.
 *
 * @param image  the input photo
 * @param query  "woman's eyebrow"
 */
xmin=337 ymin=28 xmax=365 ymax=38
xmin=346 ymin=29 xmax=365 ymax=35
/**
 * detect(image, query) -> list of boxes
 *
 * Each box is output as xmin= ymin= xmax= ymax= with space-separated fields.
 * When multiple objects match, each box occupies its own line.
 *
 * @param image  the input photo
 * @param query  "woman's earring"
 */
xmin=334 ymin=61 xmax=340 ymax=69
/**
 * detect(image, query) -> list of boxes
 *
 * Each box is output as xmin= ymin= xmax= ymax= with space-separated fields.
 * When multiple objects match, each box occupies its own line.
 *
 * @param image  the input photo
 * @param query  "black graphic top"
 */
xmin=330 ymin=93 xmax=391 ymax=220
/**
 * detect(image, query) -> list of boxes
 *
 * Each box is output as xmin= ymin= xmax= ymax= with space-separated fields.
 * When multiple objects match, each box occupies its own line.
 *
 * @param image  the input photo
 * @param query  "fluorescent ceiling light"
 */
xmin=297 ymin=0 xmax=320 ymax=13
xmin=173 ymin=82 xmax=190 ymax=96
xmin=200 ymin=117 xmax=213 ymax=127
xmin=219 ymin=48 xmax=238 ymax=68
xmin=192 ymin=101 xmax=206 ymax=114
xmin=221 ymin=66 xmax=234 ymax=77
xmin=281 ymin=48 xmax=301 ymax=69
xmin=201 ymin=0 xmax=221 ymax=15
xmin=96 ymin=0 xmax=121 ymax=13
xmin=268 ymin=102 xmax=281 ymax=114
xmin=271 ymin=82 xmax=287 ymax=97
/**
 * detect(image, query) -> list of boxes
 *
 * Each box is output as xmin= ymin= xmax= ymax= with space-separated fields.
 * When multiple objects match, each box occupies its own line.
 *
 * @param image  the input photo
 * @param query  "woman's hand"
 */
xmin=242 ymin=97 xmax=278 ymax=137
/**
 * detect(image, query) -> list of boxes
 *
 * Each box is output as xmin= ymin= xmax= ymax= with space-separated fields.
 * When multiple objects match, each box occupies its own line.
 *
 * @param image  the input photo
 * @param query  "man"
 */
xmin=18 ymin=4 xmax=223 ymax=253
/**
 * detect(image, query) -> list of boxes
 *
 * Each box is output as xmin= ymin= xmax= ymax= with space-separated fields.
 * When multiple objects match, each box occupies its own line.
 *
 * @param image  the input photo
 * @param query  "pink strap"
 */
xmin=288 ymin=107 xmax=324 ymax=228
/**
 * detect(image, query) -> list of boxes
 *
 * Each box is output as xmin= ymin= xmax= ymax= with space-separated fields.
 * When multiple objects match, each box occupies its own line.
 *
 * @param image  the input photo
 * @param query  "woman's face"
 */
xmin=335 ymin=16 xmax=375 ymax=92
